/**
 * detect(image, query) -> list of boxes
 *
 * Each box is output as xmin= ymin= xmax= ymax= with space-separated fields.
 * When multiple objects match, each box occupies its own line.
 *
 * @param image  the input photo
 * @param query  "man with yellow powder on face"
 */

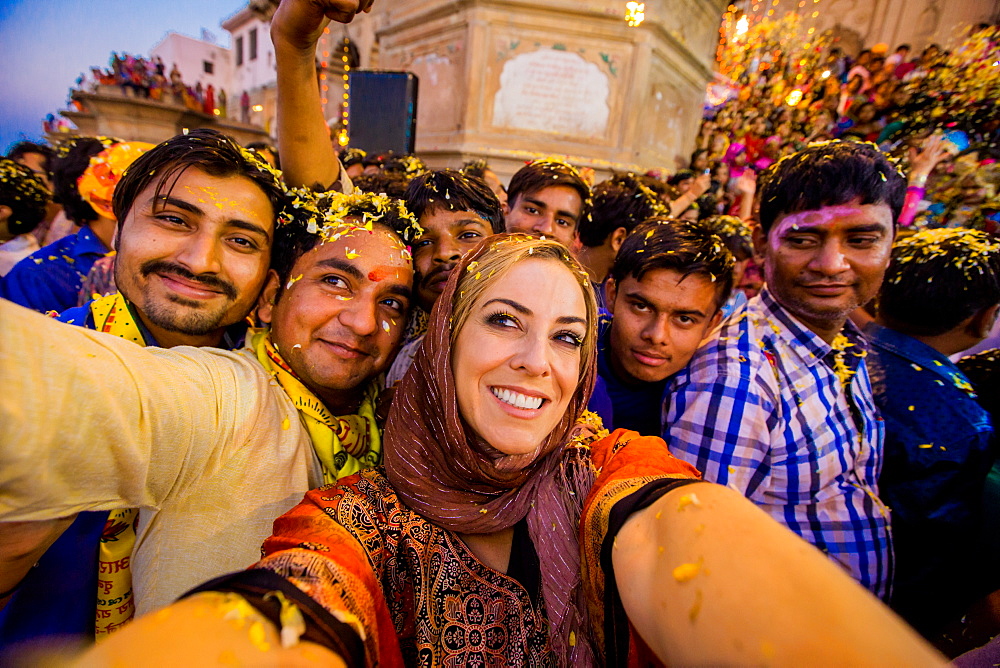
xmin=0 ymin=1 xmax=393 ymax=650
xmin=0 ymin=129 xmax=288 ymax=647
xmin=0 ymin=186 xmax=418 ymax=652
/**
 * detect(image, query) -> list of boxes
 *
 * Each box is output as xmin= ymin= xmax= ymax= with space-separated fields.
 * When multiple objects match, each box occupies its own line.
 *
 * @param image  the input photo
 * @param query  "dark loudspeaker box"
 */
xmin=347 ymin=70 xmax=418 ymax=155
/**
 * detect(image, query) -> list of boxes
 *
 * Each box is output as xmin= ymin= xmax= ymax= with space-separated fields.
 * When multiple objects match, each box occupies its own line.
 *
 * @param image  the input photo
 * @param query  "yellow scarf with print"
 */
xmin=251 ymin=329 xmax=383 ymax=483
xmin=89 ymin=293 xmax=142 ymax=637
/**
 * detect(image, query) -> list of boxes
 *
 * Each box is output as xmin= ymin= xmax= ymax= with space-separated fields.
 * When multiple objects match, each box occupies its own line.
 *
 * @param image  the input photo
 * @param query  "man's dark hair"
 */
xmin=460 ymin=158 xmax=490 ymax=180
xmin=244 ymin=141 xmax=275 ymax=153
xmin=112 ymin=129 xmax=287 ymax=233
xmin=507 ymin=159 xmax=591 ymax=228
xmin=361 ymin=152 xmax=384 ymax=168
xmin=244 ymin=141 xmax=280 ymax=169
xmin=405 ymin=169 xmax=504 ymax=234
xmin=340 ymin=147 xmax=366 ymax=168
xmin=579 ymin=173 xmax=667 ymax=247
xmin=0 ymin=158 xmax=51 ymax=236
xmin=352 ymin=171 xmax=412 ymax=199
xmin=7 ymin=141 xmax=54 ymax=174
xmin=667 ymin=169 xmax=696 ymax=187
xmin=610 ymin=217 xmax=735 ymax=309
xmin=896 ymin=43 xmax=911 ymax=53
xmin=272 ymin=191 xmax=421 ymax=293
xmin=879 ymin=229 xmax=1000 ymax=336
xmin=757 ymin=140 xmax=906 ymax=234
xmin=382 ymin=154 xmax=427 ymax=178
xmin=51 ymin=136 xmax=113 ymax=225
xmin=699 ymin=214 xmax=754 ymax=261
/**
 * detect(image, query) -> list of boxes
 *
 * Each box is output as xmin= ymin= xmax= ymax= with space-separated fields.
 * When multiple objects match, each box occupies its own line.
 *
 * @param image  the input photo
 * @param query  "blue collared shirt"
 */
xmin=665 ymin=288 xmax=892 ymax=598
xmin=865 ymin=322 xmax=994 ymax=631
xmin=0 ymin=226 xmax=109 ymax=313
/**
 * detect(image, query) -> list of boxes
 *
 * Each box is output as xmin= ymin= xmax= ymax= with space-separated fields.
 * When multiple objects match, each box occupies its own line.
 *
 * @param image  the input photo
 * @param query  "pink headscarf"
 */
xmin=384 ymin=234 xmax=599 ymax=665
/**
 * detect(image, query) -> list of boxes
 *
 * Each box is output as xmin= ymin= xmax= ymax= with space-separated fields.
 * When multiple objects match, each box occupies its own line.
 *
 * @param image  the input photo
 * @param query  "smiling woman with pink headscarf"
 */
xmin=78 ymin=233 xmax=944 ymax=667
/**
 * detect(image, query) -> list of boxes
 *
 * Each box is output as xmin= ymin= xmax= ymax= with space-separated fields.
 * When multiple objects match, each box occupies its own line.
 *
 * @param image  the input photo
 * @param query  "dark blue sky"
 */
xmin=0 ymin=0 xmax=245 ymax=152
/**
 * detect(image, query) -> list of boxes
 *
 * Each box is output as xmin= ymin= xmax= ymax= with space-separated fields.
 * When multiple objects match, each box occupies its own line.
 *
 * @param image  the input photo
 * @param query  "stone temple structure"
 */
xmin=345 ymin=0 xmax=729 ymax=178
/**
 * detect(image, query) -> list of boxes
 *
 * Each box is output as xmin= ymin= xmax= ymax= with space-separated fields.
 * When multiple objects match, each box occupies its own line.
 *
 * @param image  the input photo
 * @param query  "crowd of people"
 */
xmin=691 ymin=23 xmax=1000 ymax=232
xmin=1 ymin=0 xmax=999 ymax=665
xmin=82 ymin=52 xmax=230 ymax=118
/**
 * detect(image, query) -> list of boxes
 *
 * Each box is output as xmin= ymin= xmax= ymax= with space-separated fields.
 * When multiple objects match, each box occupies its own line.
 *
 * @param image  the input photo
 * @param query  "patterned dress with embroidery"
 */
xmin=253 ymin=429 xmax=700 ymax=667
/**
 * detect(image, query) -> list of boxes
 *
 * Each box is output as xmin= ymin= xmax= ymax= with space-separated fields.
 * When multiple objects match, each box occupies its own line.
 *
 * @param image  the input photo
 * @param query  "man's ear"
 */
xmin=752 ymin=223 xmax=768 ymax=260
xmin=970 ymin=303 xmax=1000 ymax=340
xmin=256 ymin=269 xmax=282 ymax=325
xmin=605 ymin=276 xmax=618 ymax=312
xmin=609 ymin=226 xmax=628 ymax=254
xmin=0 ymin=205 xmax=12 ymax=240
xmin=707 ymin=307 xmax=724 ymax=335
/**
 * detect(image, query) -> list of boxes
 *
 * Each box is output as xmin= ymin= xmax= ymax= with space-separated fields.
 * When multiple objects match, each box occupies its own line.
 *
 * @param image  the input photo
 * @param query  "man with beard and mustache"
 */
xmin=385 ymin=169 xmax=505 ymax=385
xmin=0 ymin=128 xmax=289 ymax=647
xmin=55 ymin=129 xmax=287 ymax=349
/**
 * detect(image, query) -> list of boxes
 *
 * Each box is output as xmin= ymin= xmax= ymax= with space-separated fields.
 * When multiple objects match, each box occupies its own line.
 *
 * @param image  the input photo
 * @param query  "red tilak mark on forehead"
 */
xmin=369 ymin=268 xmax=391 ymax=282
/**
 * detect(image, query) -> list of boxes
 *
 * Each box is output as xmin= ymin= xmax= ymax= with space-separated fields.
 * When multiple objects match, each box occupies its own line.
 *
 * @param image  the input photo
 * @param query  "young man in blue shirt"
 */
xmin=594 ymin=219 xmax=733 ymax=434
xmin=866 ymin=228 xmax=1000 ymax=638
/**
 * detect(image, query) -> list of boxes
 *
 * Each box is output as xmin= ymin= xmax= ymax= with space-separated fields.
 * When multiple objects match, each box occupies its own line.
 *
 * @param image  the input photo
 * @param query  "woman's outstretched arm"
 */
xmin=74 ymin=593 xmax=346 ymax=667
xmin=614 ymin=482 xmax=945 ymax=666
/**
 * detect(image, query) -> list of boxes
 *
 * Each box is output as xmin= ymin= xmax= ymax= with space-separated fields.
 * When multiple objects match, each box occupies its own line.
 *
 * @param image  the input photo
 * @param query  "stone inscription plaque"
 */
xmin=492 ymin=49 xmax=610 ymax=137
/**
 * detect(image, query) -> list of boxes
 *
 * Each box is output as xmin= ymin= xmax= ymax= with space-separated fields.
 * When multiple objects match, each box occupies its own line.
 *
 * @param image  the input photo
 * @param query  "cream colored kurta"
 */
xmin=0 ymin=300 xmax=323 ymax=615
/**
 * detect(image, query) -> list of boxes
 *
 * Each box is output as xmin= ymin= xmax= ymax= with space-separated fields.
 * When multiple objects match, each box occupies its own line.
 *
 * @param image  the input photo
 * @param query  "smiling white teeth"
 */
xmin=491 ymin=387 xmax=543 ymax=410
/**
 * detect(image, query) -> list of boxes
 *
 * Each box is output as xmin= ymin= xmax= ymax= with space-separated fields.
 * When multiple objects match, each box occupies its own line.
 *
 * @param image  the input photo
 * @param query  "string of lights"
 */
xmin=625 ymin=2 xmax=645 ymax=27
xmin=338 ymin=35 xmax=351 ymax=147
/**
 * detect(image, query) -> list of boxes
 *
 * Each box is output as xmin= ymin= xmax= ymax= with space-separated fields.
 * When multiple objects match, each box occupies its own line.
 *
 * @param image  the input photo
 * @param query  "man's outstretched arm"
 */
xmin=271 ymin=0 xmax=375 ymax=189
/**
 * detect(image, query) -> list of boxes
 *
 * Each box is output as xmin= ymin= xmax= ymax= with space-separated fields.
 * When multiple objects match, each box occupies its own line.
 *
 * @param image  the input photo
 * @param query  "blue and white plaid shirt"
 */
xmin=664 ymin=288 xmax=892 ymax=598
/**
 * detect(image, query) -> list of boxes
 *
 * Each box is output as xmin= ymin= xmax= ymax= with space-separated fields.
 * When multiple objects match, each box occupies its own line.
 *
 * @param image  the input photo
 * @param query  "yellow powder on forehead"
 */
xmin=182 ymin=184 xmax=260 ymax=215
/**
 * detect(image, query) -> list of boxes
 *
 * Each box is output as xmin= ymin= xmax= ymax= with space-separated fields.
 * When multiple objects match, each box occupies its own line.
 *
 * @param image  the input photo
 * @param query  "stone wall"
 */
xmin=348 ymin=0 xmax=728 ymax=179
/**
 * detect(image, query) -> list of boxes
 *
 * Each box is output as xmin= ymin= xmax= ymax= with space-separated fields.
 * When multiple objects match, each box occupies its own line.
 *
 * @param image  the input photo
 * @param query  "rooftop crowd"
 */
xmin=79 ymin=52 xmax=235 ymax=120
xmin=1 ymin=0 xmax=999 ymax=665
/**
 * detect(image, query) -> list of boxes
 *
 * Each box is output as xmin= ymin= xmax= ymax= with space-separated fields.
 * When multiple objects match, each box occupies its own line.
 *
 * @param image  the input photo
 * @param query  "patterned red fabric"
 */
xmin=257 ymin=429 xmax=700 ymax=666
